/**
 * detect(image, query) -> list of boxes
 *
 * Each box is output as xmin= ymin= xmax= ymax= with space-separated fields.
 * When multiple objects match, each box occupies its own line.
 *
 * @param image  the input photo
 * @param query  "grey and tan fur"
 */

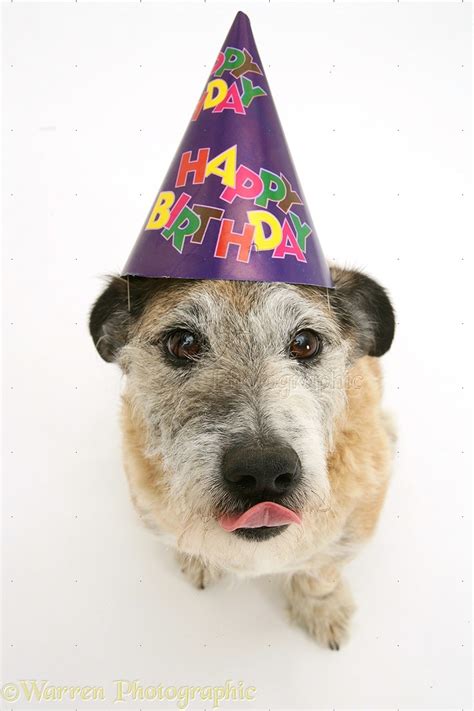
xmin=90 ymin=267 xmax=395 ymax=649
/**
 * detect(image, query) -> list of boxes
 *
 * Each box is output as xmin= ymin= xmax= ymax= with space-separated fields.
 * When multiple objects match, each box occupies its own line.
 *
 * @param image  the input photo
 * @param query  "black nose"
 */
xmin=222 ymin=443 xmax=302 ymax=499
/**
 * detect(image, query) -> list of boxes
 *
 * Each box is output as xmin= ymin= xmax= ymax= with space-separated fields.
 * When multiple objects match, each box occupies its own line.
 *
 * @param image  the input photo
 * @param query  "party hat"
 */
xmin=122 ymin=11 xmax=332 ymax=287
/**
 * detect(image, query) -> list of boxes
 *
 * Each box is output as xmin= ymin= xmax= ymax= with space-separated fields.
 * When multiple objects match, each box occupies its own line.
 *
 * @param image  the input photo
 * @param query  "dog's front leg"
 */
xmin=285 ymin=564 xmax=355 ymax=650
xmin=176 ymin=551 xmax=222 ymax=590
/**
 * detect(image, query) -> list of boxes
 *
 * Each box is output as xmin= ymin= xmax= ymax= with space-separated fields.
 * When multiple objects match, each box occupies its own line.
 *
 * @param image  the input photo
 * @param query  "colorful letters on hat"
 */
xmin=122 ymin=11 xmax=332 ymax=287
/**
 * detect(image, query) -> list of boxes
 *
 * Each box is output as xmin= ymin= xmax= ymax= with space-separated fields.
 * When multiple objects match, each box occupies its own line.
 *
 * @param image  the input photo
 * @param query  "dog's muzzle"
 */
xmin=219 ymin=442 xmax=302 ymax=541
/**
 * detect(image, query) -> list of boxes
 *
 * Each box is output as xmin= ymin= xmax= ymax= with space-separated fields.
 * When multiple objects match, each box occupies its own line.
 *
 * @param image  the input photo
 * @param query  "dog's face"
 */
xmin=90 ymin=269 xmax=394 ymax=560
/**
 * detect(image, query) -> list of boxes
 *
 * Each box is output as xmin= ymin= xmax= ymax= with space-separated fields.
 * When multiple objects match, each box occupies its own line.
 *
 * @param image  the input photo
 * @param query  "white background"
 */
xmin=2 ymin=1 xmax=472 ymax=709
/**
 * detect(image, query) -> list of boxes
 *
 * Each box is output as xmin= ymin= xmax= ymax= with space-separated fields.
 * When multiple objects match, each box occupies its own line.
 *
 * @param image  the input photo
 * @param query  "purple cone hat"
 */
xmin=122 ymin=11 xmax=332 ymax=287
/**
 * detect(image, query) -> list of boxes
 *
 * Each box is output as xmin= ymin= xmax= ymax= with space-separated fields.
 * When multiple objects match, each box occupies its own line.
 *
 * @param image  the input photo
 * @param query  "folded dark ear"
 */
xmin=89 ymin=276 xmax=132 ymax=362
xmin=328 ymin=267 xmax=395 ymax=357
xmin=89 ymin=276 xmax=160 ymax=363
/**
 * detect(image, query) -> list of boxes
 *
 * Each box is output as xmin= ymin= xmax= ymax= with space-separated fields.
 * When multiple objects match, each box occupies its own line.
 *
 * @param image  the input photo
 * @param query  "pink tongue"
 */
xmin=219 ymin=501 xmax=301 ymax=532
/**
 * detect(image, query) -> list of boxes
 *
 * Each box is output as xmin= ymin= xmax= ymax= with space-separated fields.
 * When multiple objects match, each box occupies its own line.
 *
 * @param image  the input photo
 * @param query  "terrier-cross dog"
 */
xmin=90 ymin=268 xmax=395 ymax=649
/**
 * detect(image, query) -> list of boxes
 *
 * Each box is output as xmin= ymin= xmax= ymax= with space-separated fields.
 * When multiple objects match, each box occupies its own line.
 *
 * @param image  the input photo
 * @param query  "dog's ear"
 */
xmin=89 ymin=276 xmax=159 ymax=363
xmin=328 ymin=267 xmax=395 ymax=357
xmin=89 ymin=276 xmax=134 ymax=363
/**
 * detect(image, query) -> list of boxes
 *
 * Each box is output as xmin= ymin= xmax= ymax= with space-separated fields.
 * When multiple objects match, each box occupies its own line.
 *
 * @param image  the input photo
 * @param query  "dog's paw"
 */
xmin=287 ymin=574 xmax=355 ymax=650
xmin=176 ymin=551 xmax=221 ymax=590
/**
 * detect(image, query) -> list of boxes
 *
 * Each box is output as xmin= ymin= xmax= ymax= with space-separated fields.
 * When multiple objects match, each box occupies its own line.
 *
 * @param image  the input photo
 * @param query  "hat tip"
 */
xmin=234 ymin=10 xmax=251 ymax=24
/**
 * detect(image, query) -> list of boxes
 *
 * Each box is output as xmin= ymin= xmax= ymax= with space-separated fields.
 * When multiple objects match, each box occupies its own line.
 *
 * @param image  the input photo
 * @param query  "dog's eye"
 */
xmin=167 ymin=330 xmax=201 ymax=361
xmin=289 ymin=330 xmax=321 ymax=360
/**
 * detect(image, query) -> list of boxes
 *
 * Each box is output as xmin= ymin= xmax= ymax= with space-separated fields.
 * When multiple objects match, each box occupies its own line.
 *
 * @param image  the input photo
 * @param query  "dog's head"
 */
xmin=90 ymin=270 xmax=394 ymax=554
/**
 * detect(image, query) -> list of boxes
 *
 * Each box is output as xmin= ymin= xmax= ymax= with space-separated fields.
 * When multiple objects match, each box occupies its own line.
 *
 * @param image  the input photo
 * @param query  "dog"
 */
xmin=89 ymin=267 xmax=395 ymax=649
